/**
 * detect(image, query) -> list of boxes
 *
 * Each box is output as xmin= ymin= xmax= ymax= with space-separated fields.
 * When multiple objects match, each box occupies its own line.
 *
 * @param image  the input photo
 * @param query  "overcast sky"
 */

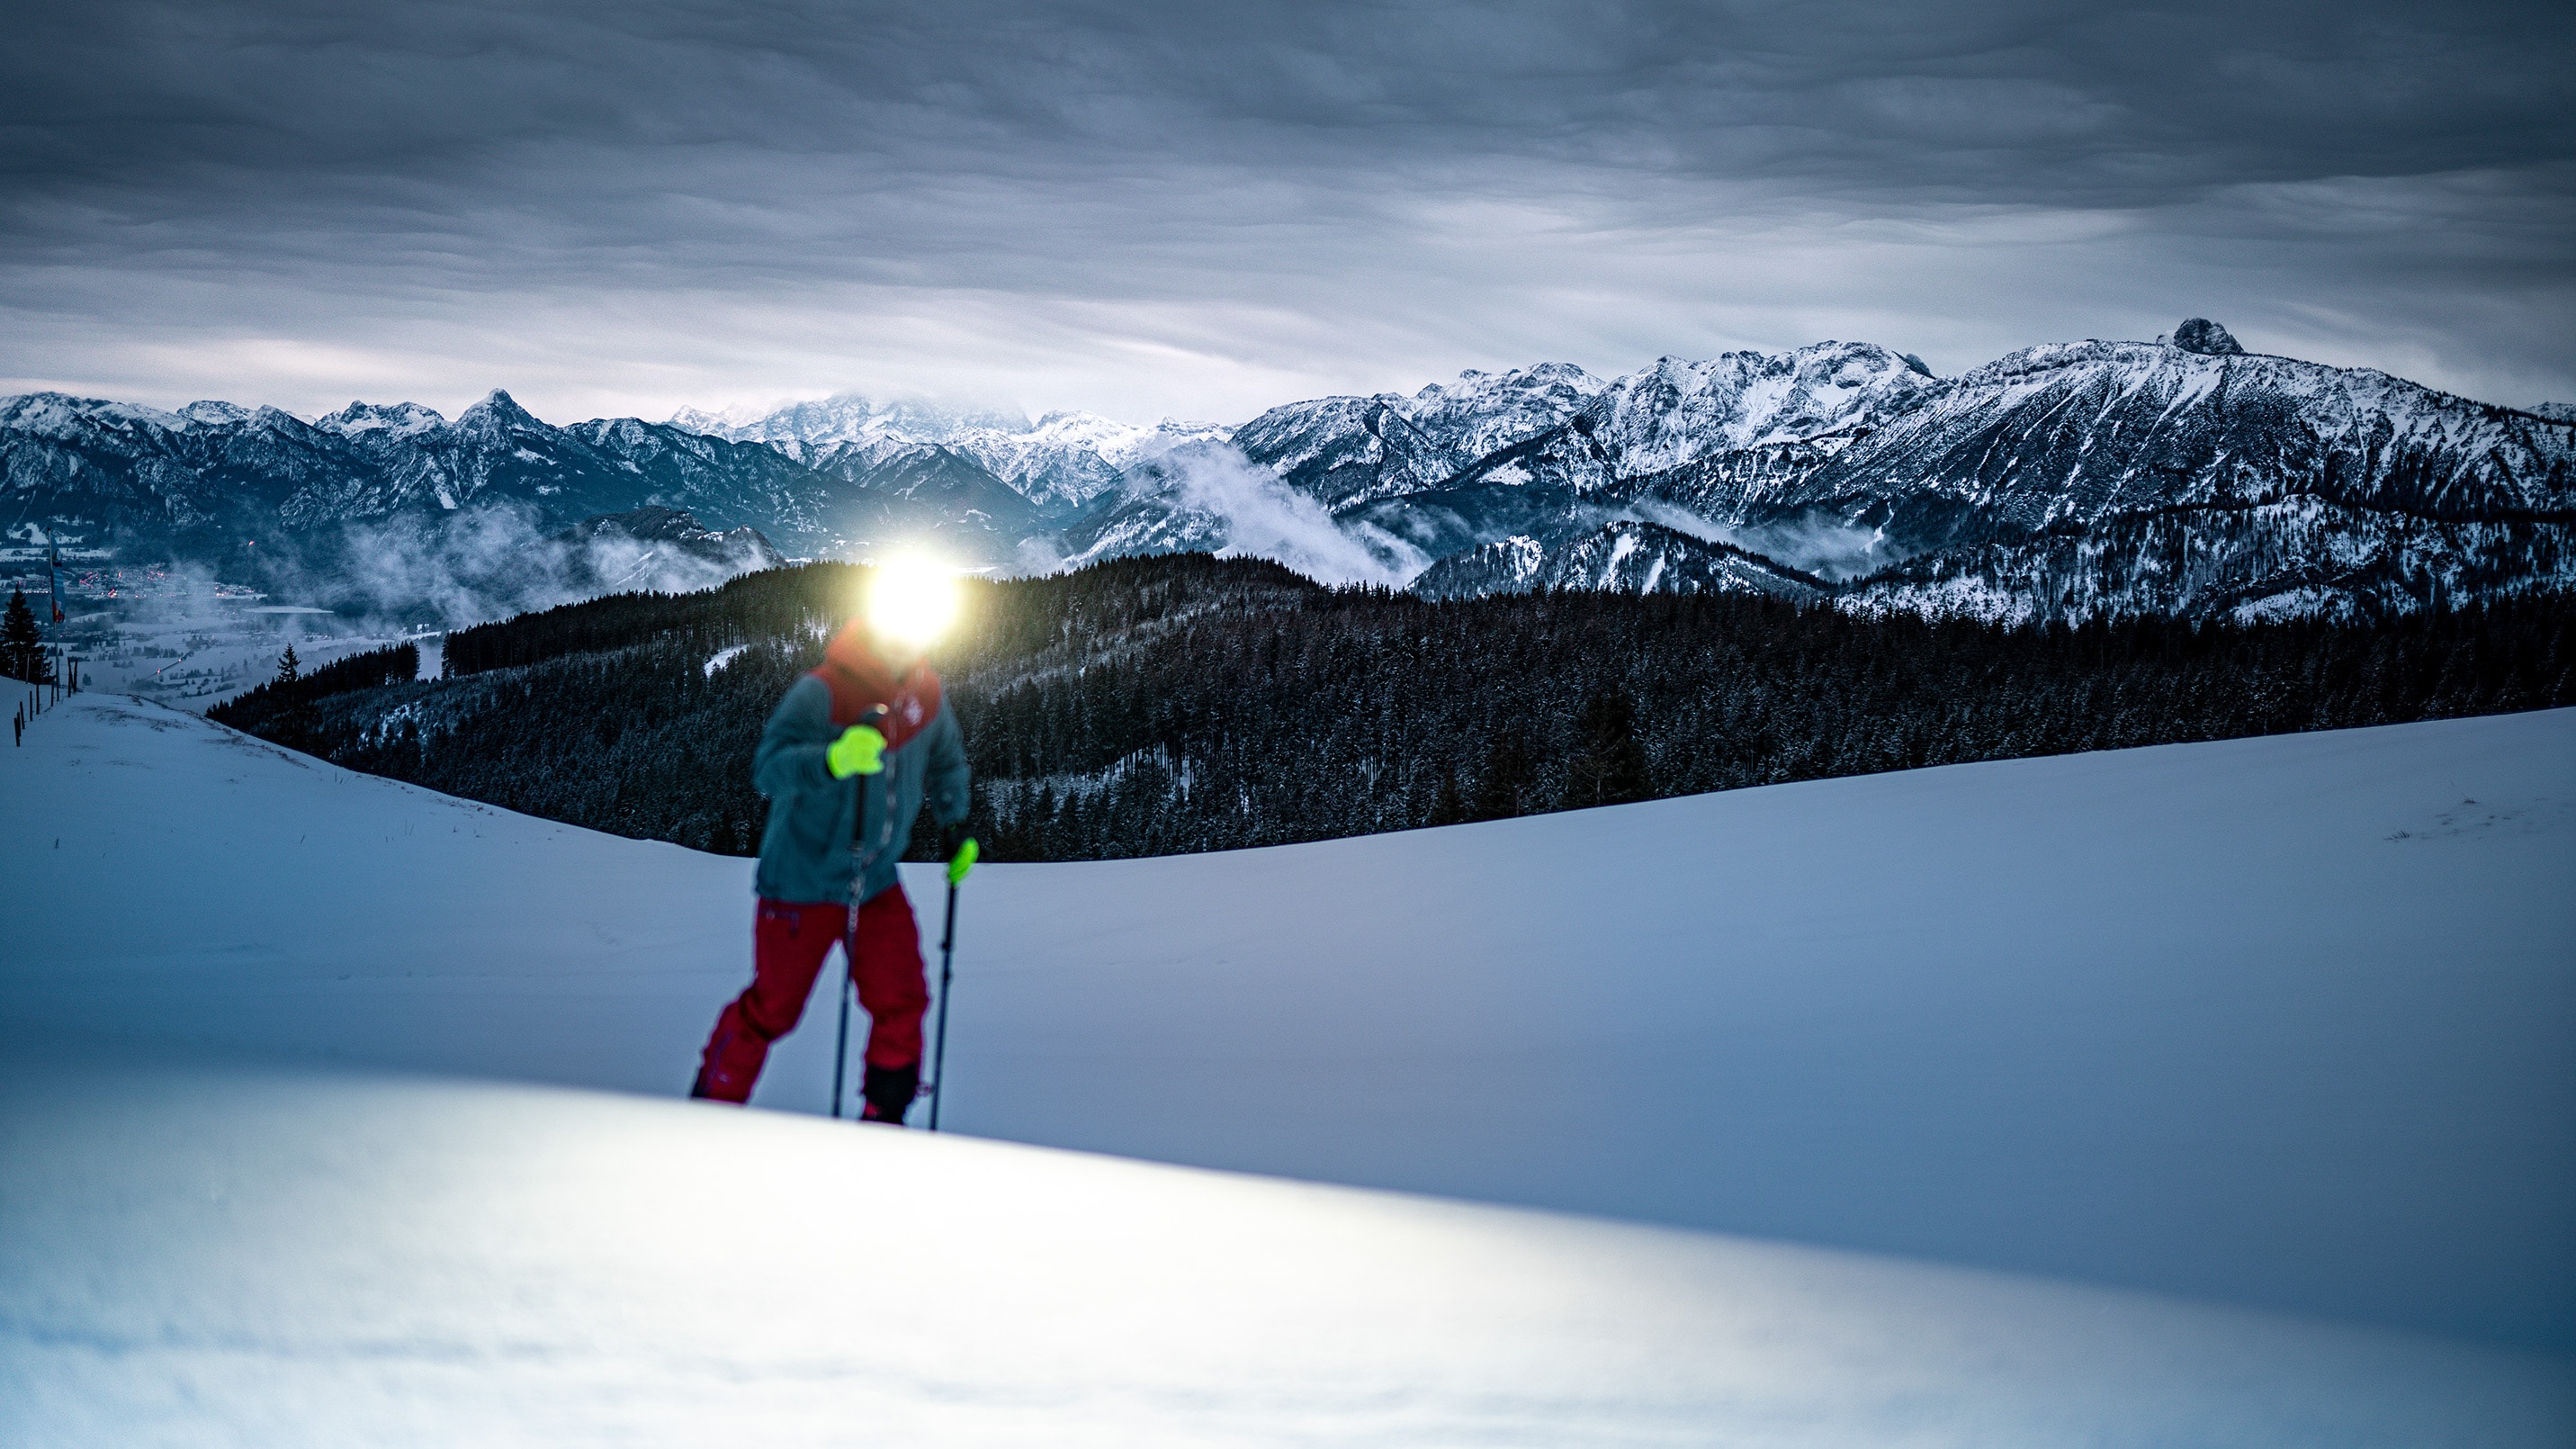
xmin=4 ymin=0 xmax=2570 ymax=425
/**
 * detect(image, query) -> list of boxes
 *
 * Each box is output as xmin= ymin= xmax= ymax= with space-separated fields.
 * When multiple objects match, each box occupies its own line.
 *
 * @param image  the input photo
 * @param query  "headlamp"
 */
xmin=865 ymin=554 xmax=960 ymax=650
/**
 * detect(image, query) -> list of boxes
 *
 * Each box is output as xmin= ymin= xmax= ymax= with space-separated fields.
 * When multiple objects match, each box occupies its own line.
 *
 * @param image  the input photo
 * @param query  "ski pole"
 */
xmin=830 ymin=959 xmax=853 ymax=1119
xmin=832 ymin=708 xmax=888 ymax=1122
xmin=928 ymin=878 xmax=958 ymax=1131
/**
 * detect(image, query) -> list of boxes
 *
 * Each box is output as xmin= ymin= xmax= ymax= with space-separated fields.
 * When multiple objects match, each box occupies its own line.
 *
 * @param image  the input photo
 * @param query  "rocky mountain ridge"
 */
xmin=675 ymin=394 xmax=1232 ymax=517
xmin=8 ymin=320 xmax=2572 ymax=624
xmin=1178 ymin=326 xmax=2573 ymax=621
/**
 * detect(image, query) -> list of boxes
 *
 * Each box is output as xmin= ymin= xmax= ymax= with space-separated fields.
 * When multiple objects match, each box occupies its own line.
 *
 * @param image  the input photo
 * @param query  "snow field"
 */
xmin=1 ymin=694 xmax=2570 ymax=1390
xmin=877 ymin=706 xmax=2576 ymax=1350
xmin=4 ymin=1040 xmax=2569 ymax=1447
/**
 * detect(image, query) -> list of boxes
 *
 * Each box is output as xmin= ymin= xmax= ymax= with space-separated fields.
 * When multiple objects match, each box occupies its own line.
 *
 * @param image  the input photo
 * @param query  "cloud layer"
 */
xmin=4 ymin=0 xmax=2569 ymax=422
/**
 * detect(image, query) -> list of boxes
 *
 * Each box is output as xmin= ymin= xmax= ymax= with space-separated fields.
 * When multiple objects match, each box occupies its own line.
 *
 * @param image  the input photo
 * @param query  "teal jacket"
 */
xmin=752 ymin=672 xmax=970 ymax=904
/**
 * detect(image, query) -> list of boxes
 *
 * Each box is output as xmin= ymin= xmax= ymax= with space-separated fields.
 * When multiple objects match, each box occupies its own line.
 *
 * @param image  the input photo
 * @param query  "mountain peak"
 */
xmin=176 ymin=400 xmax=255 ymax=427
xmin=457 ymin=388 xmax=547 ymax=436
xmin=667 ymin=401 xmax=767 ymax=434
xmin=2170 ymin=319 xmax=2245 ymax=356
xmin=316 ymin=400 xmax=447 ymax=439
xmin=0 ymin=392 xmax=188 ymax=437
xmin=673 ymin=392 xmax=1030 ymax=446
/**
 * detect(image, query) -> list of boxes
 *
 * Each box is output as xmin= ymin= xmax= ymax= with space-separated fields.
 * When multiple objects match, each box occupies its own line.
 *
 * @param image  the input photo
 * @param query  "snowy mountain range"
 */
xmin=7 ymin=319 xmax=2572 ymax=621
xmin=672 ymin=394 xmax=1232 ymax=518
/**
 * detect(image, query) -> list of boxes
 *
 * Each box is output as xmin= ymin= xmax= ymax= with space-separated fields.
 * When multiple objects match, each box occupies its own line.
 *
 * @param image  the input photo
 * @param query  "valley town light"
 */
xmin=865 ymin=553 xmax=961 ymax=649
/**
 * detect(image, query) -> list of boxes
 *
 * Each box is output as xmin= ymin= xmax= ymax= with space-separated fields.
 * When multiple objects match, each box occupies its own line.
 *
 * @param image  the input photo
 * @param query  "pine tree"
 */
xmin=2 ymin=589 xmax=40 ymax=683
xmin=1471 ymin=733 xmax=1532 ymax=822
xmin=264 ymin=644 xmax=312 ymax=753
xmin=1425 ymin=763 xmax=1468 ymax=827
xmin=1565 ymin=688 xmax=1653 ymax=808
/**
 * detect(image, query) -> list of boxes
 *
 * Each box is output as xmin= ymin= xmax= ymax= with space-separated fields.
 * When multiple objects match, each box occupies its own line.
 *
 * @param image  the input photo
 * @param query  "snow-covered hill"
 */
xmin=4 ymin=694 xmax=2572 ymax=1441
xmin=15 ymin=1046 xmax=2569 ymax=1445
xmin=4 ymin=692 xmax=2571 ymax=1354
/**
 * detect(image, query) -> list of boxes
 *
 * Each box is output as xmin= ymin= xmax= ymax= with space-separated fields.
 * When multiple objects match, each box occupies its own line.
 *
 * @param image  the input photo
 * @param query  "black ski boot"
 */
xmin=859 ymin=1060 xmax=920 ymax=1125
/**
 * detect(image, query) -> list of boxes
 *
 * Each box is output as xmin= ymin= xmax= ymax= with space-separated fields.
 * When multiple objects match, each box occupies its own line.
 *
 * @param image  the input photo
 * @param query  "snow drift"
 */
xmin=12 ymin=1040 xmax=2570 ymax=1445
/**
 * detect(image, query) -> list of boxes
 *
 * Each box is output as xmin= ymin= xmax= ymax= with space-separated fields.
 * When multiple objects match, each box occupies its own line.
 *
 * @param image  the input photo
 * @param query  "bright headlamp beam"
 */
xmin=865 ymin=554 xmax=960 ymax=649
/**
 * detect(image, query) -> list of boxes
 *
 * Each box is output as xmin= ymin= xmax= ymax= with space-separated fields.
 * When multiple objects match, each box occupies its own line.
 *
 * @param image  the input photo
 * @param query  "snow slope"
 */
xmin=2 ymin=696 xmax=2571 ymax=1364
xmin=13 ymin=1042 xmax=2570 ymax=1446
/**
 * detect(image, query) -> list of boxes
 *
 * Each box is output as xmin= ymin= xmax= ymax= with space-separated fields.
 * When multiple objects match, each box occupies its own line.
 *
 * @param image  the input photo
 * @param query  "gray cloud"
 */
xmin=2 ymin=0 xmax=2569 ymax=421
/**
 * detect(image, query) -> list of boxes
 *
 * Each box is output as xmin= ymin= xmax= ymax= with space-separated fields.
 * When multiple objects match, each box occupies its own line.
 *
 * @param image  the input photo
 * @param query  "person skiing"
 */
xmin=691 ymin=562 xmax=975 ymax=1122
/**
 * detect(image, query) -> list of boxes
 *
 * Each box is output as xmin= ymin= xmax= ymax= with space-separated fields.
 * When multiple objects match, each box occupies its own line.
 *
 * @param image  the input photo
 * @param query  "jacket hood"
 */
xmin=813 ymin=622 xmax=943 ymax=746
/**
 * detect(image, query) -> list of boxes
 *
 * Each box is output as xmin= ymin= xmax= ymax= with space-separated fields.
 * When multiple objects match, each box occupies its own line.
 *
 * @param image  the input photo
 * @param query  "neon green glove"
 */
xmin=826 ymin=724 xmax=886 ymax=778
xmin=947 ymin=835 xmax=979 ymax=886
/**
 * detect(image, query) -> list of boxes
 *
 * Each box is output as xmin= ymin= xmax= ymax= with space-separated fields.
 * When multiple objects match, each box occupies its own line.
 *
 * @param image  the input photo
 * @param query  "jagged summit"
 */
xmin=176 ymin=400 xmax=256 ymax=426
xmin=2172 ymin=318 xmax=2245 ymax=356
xmin=1584 ymin=341 xmax=1934 ymax=470
xmin=456 ymin=388 xmax=545 ymax=433
xmin=678 ymin=392 xmax=1031 ymax=447
xmin=317 ymin=399 xmax=446 ymax=437
xmin=0 ymin=391 xmax=190 ymax=437
xmin=677 ymin=392 xmax=1231 ymax=518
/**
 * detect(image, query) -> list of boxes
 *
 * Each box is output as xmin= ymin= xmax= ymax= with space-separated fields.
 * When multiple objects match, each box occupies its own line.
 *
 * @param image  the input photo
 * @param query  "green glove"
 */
xmin=826 ymin=724 xmax=886 ymax=778
xmin=947 ymin=835 xmax=979 ymax=886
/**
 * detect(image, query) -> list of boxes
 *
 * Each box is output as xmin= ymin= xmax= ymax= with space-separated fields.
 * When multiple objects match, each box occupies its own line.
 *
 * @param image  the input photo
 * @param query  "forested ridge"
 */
xmin=214 ymin=641 xmax=420 ymax=716
xmin=213 ymin=555 xmax=2576 ymax=862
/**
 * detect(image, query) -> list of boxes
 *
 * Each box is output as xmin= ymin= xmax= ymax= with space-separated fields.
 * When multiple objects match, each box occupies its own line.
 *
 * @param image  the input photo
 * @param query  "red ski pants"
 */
xmin=695 ymin=886 xmax=929 ymax=1104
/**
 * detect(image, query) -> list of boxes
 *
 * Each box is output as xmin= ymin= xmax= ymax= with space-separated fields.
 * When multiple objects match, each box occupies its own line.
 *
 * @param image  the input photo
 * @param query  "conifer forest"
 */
xmin=210 ymin=555 xmax=2576 ymax=863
